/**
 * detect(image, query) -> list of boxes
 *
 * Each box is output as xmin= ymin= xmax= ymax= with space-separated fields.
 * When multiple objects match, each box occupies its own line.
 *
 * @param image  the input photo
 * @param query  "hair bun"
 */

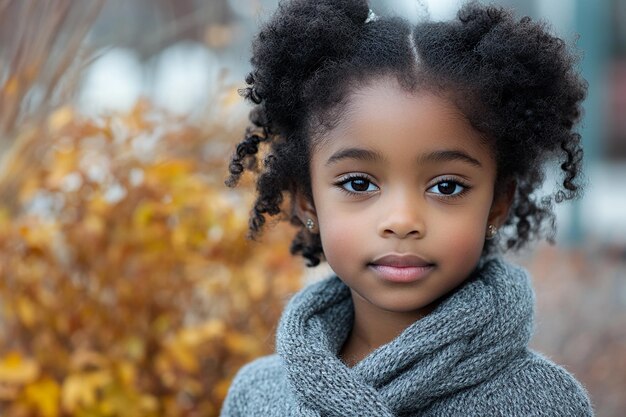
xmin=242 ymin=0 xmax=370 ymax=133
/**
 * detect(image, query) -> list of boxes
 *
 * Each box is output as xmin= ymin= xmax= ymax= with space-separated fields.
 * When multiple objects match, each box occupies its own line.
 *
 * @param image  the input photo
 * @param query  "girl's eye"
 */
xmin=337 ymin=176 xmax=379 ymax=194
xmin=427 ymin=180 xmax=467 ymax=197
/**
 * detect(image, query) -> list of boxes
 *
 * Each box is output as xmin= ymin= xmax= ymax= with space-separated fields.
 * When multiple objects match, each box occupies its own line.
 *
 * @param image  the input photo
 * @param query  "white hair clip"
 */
xmin=365 ymin=8 xmax=378 ymax=23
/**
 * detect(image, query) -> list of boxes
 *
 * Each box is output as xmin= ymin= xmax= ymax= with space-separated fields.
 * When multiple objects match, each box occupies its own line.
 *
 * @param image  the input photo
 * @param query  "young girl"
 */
xmin=220 ymin=0 xmax=593 ymax=415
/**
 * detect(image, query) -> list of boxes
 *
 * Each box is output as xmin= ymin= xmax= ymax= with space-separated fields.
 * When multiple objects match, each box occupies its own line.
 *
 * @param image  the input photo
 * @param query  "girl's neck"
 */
xmin=339 ymin=288 xmax=439 ymax=367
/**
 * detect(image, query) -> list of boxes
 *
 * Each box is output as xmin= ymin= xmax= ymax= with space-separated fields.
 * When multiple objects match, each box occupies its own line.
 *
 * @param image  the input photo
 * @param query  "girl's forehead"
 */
xmin=313 ymin=77 xmax=493 ymax=161
xmin=345 ymin=77 xmax=461 ymax=124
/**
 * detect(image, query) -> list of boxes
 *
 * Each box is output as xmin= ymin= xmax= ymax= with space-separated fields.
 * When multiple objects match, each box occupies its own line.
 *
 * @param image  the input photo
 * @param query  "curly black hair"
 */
xmin=225 ymin=0 xmax=587 ymax=267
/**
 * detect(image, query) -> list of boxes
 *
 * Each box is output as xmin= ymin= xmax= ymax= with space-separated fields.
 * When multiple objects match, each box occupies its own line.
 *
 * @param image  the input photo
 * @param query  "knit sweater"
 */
xmin=220 ymin=258 xmax=593 ymax=416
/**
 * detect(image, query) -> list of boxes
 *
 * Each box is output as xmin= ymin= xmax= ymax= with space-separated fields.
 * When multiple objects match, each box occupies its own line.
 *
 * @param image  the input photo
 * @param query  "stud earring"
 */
xmin=305 ymin=218 xmax=315 ymax=231
xmin=485 ymin=224 xmax=498 ymax=240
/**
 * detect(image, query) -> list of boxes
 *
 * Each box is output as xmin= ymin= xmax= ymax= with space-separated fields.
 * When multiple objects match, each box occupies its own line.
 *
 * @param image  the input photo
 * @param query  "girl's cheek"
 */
xmin=319 ymin=217 xmax=358 ymax=249
xmin=317 ymin=213 xmax=364 ymax=260
xmin=448 ymin=232 xmax=485 ymax=260
xmin=439 ymin=219 xmax=487 ymax=260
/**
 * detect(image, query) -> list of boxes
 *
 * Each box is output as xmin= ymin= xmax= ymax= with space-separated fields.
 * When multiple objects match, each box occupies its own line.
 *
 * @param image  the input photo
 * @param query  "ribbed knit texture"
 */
xmin=220 ymin=258 xmax=593 ymax=416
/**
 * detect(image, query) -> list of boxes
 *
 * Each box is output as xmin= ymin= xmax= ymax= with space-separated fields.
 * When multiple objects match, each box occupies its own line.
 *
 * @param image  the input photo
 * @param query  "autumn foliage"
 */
xmin=0 ymin=2 xmax=305 ymax=415
xmin=0 ymin=100 xmax=303 ymax=416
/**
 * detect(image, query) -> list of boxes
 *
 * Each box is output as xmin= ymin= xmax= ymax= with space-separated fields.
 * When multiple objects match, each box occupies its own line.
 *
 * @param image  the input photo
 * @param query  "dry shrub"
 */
xmin=0 ymin=1 xmax=304 ymax=415
xmin=0 ymin=99 xmax=303 ymax=416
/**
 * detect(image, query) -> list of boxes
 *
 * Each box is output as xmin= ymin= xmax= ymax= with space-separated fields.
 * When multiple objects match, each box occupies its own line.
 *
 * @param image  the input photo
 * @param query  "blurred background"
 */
xmin=0 ymin=0 xmax=624 ymax=416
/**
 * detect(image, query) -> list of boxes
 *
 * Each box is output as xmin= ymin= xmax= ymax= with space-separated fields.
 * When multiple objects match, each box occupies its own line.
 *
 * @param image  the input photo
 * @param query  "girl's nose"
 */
xmin=377 ymin=191 xmax=426 ymax=239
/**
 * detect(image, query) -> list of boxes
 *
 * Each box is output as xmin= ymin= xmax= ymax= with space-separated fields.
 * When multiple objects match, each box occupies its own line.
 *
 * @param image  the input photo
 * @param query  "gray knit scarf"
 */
xmin=276 ymin=258 xmax=534 ymax=416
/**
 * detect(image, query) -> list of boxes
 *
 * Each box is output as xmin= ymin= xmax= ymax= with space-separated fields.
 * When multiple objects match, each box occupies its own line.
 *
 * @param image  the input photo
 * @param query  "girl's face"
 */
xmin=299 ymin=76 xmax=510 ymax=315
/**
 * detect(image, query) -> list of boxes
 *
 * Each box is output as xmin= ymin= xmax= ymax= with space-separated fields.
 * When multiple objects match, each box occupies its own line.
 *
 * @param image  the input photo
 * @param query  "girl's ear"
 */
xmin=294 ymin=190 xmax=319 ymax=234
xmin=487 ymin=180 xmax=516 ymax=228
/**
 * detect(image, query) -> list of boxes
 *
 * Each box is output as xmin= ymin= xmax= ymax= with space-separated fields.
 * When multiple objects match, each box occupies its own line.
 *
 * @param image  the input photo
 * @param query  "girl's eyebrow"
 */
xmin=418 ymin=149 xmax=482 ymax=168
xmin=325 ymin=147 xmax=482 ymax=168
xmin=325 ymin=147 xmax=383 ymax=166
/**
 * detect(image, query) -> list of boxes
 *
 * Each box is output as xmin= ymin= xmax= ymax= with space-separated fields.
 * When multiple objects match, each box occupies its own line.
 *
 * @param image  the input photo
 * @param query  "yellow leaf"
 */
xmin=47 ymin=107 xmax=74 ymax=132
xmin=125 ymin=336 xmax=145 ymax=361
xmin=140 ymin=394 xmax=159 ymax=412
xmin=225 ymin=332 xmax=261 ymax=356
xmin=0 ymin=352 xmax=40 ymax=384
xmin=61 ymin=374 xmax=91 ymax=412
xmin=83 ymin=214 xmax=105 ymax=236
xmin=61 ymin=371 xmax=111 ymax=413
xmin=152 ymin=314 xmax=171 ymax=335
xmin=166 ymin=341 xmax=199 ymax=373
xmin=16 ymin=297 xmax=37 ymax=327
xmin=116 ymin=360 xmax=136 ymax=386
xmin=0 ymin=206 xmax=10 ymax=230
xmin=199 ymin=319 xmax=226 ymax=340
xmin=24 ymin=377 xmax=60 ymax=417
xmin=133 ymin=201 xmax=155 ymax=228
xmin=178 ymin=328 xmax=203 ymax=347
xmin=69 ymin=349 xmax=106 ymax=372
xmin=247 ymin=272 xmax=267 ymax=300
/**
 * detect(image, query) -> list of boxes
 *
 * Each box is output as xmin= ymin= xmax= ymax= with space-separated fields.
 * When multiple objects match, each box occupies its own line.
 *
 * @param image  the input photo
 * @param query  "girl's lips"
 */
xmin=368 ymin=254 xmax=435 ymax=283
xmin=369 ymin=264 xmax=435 ymax=283
xmin=370 ymin=253 xmax=433 ymax=267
